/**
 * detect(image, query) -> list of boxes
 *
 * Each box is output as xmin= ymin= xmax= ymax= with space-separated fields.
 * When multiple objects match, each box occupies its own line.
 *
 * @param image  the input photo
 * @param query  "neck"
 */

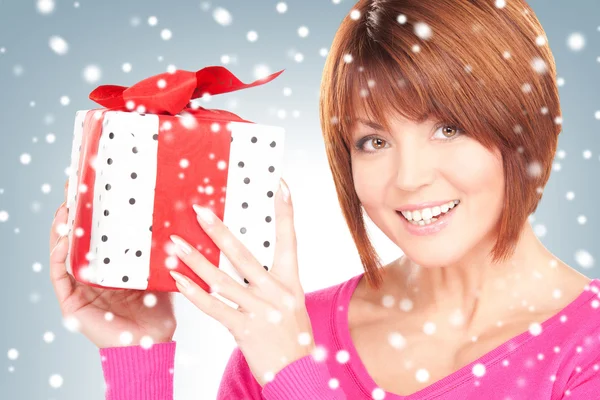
xmin=388 ymin=222 xmax=572 ymax=338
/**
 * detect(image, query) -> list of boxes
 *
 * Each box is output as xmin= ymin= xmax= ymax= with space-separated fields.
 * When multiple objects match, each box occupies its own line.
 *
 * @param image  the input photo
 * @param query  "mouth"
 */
xmin=396 ymin=200 xmax=460 ymax=226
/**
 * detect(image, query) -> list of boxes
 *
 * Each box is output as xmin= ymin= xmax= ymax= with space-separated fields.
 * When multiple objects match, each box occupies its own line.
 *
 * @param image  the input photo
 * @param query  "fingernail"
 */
xmin=170 ymin=271 xmax=191 ymax=289
xmin=54 ymin=202 xmax=66 ymax=218
xmin=170 ymin=235 xmax=192 ymax=255
xmin=279 ymin=178 xmax=290 ymax=203
xmin=193 ymin=204 xmax=215 ymax=224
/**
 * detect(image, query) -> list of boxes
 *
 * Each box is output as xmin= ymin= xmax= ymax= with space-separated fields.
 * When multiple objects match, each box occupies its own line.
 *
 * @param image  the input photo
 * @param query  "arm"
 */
xmin=99 ymin=341 xmax=176 ymax=400
xmin=217 ymin=347 xmax=347 ymax=400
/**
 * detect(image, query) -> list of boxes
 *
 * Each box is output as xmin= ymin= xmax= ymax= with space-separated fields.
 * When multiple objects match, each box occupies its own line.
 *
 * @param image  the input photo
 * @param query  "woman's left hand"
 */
xmin=168 ymin=178 xmax=315 ymax=387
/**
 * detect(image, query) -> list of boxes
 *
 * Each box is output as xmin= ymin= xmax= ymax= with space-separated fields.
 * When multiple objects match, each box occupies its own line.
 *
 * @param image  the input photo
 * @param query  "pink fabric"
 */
xmin=100 ymin=273 xmax=600 ymax=399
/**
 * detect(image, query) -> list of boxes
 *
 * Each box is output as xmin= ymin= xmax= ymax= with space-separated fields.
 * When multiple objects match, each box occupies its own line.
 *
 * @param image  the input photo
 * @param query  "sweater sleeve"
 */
xmin=217 ymin=347 xmax=347 ymax=400
xmin=262 ymin=354 xmax=347 ymax=400
xmin=99 ymin=341 xmax=176 ymax=400
xmin=216 ymin=346 xmax=264 ymax=399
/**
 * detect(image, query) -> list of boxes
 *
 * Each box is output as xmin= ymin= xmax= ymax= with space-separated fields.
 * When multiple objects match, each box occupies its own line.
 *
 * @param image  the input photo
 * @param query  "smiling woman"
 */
xmin=319 ymin=0 xmax=561 ymax=290
xmin=49 ymin=0 xmax=600 ymax=399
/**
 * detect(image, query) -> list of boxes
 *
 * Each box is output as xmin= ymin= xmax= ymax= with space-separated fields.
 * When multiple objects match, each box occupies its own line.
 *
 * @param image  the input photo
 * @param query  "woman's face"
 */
xmin=350 ymin=111 xmax=505 ymax=268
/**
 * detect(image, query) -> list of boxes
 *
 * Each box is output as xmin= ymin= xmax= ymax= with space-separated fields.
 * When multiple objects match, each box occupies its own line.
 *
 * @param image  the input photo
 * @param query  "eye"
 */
xmin=354 ymin=135 xmax=389 ymax=153
xmin=432 ymin=124 xmax=463 ymax=140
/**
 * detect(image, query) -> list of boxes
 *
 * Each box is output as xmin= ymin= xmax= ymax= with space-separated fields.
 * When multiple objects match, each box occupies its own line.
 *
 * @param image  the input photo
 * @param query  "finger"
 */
xmin=169 ymin=235 xmax=265 ymax=311
xmin=50 ymin=203 xmax=68 ymax=251
xmin=192 ymin=204 xmax=274 ymax=289
xmin=49 ymin=207 xmax=75 ymax=304
xmin=271 ymin=178 xmax=301 ymax=293
xmin=170 ymin=270 xmax=244 ymax=333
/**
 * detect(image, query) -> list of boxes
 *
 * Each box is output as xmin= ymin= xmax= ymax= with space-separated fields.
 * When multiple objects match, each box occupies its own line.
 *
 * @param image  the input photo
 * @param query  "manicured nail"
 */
xmin=170 ymin=271 xmax=191 ymax=289
xmin=54 ymin=202 xmax=66 ymax=218
xmin=193 ymin=204 xmax=215 ymax=224
xmin=279 ymin=178 xmax=290 ymax=203
xmin=170 ymin=235 xmax=192 ymax=255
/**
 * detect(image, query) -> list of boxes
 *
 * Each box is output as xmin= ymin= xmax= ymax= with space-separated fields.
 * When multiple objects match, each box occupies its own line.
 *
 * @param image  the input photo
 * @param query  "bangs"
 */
xmin=334 ymin=42 xmax=464 ymax=145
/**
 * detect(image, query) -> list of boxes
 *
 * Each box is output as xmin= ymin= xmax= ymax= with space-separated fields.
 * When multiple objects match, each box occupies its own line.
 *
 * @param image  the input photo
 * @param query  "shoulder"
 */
xmin=304 ymin=272 xmax=363 ymax=312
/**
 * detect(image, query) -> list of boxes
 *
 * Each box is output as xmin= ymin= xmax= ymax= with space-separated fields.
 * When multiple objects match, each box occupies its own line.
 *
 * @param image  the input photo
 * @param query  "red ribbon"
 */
xmin=89 ymin=66 xmax=285 ymax=115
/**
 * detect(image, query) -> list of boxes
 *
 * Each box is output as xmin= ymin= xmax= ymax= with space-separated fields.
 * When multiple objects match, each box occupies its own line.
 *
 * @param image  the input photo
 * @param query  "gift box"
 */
xmin=65 ymin=66 xmax=286 ymax=293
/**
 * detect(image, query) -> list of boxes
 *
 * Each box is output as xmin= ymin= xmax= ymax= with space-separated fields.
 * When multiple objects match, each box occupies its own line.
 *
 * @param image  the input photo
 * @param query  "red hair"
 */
xmin=319 ymin=0 xmax=562 ymax=290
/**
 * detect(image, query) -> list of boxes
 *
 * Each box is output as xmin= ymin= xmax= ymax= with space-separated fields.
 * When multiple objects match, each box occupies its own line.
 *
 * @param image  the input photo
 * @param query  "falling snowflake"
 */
xmin=213 ymin=7 xmax=232 ymax=26
xmin=298 ymin=26 xmax=309 ymax=38
xmin=82 ymin=65 xmax=101 ymax=84
xmin=574 ymin=249 xmax=594 ymax=269
xmin=49 ymin=374 xmax=63 ymax=388
xmin=43 ymin=332 xmax=55 ymax=343
xmin=161 ymin=29 xmax=172 ymax=40
xmin=414 ymin=22 xmax=433 ymax=40
xmin=567 ymin=32 xmax=585 ymax=51
xmin=37 ymin=0 xmax=55 ymax=15
xmin=49 ymin=36 xmax=68 ymax=55
xmin=247 ymin=30 xmax=258 ymax=42
xmin=276 ymin=2 xmax=288 ymax=13
xmin=7 ymin=348 xmax=19 ymax=360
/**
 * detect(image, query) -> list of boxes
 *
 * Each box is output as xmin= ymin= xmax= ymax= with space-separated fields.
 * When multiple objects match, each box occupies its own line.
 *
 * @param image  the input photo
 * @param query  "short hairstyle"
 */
xmin=319 ymin=0 xmax=562 ymax=290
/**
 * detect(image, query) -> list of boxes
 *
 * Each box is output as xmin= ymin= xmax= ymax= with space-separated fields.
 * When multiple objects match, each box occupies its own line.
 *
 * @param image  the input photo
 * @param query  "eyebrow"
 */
xmin=355 ymin=118 xmax=385 ymax=130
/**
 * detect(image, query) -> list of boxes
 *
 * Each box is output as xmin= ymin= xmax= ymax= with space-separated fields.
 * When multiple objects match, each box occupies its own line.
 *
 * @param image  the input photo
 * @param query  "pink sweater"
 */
xmin=100 ymin=273 xmax=600 ymax=399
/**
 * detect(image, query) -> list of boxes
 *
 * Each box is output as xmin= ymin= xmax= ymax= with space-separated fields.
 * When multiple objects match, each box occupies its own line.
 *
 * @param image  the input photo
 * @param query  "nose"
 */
xmin=393 ymin=145 xmax=435 ymax=192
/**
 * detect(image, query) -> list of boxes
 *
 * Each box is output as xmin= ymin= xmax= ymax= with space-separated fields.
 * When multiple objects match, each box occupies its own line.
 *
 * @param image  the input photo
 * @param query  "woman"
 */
xmin=49 ymin=0 xmax=600 ymax=399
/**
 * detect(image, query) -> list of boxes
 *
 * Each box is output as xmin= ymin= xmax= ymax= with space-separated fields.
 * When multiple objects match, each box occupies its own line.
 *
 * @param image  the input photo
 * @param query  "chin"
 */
xmin=400 ymin=241 xmax=471 ymax=269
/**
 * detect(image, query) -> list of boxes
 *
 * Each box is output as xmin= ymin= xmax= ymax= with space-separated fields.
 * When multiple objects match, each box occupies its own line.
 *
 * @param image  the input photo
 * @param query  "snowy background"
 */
xmin=0 ymin=0 xmax=599 ymax=399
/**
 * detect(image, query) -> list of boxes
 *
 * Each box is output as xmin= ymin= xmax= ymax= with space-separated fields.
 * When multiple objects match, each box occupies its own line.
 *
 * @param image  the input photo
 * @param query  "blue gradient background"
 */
xmin=0 ymin=0 xmax=599 ymax=399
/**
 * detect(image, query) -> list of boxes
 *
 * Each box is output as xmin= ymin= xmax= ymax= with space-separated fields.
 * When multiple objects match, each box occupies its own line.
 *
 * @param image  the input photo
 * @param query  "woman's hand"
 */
xmin=49 ymin=179 xmax=177 ymax=348
xmin=169 ymin=178 xmax=315 ymax=387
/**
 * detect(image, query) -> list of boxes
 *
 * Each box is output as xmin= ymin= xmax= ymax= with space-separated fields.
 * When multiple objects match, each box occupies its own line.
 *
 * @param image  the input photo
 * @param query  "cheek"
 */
xmin=444 ymin=142 xmax=504 ymax=197
xmin=351 ymin=160 xmax=387 ymax=205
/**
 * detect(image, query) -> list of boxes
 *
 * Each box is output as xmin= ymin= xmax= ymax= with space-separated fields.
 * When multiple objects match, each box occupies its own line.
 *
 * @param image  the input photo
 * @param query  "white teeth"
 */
xmin=421 ymin=208 xmax=433 ymax=220
xmin=412 ymin=210 xmax=422 ymax=222
xmin=398 ymin=200 xmax=460 ymax=225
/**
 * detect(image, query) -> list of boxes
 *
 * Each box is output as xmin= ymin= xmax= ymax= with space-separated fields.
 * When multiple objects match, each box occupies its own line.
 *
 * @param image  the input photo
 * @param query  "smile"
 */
xmin=397 ymin=200 xmax=460 ymax=226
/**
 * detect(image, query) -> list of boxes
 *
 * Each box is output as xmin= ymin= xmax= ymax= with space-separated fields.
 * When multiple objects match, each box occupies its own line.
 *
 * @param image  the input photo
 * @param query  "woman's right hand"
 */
xmin=49 ymin=179 xmax=177 ymax=348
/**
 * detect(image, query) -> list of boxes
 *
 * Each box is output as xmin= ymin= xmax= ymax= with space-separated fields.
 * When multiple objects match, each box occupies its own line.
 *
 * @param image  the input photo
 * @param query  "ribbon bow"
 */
xmin=89 ymin=66 xmax=284 ymax=115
